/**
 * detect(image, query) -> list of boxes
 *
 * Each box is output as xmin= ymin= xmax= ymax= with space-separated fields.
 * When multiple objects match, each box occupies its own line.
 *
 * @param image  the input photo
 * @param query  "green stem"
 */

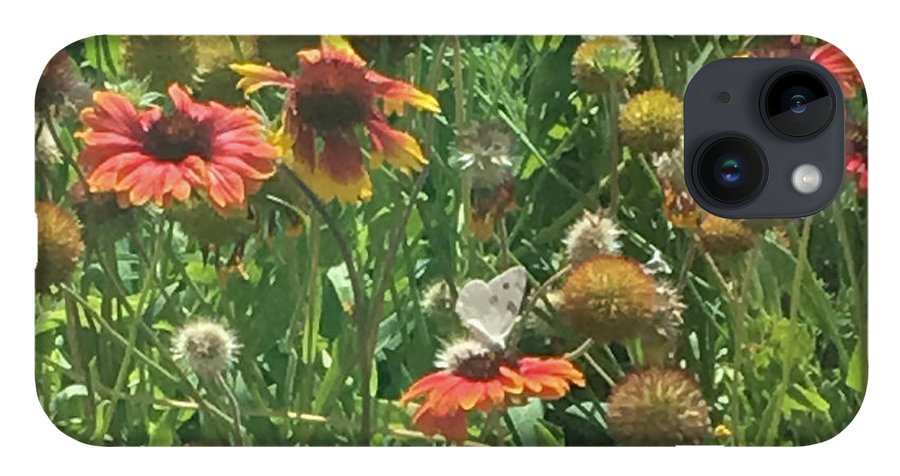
xmin=279 ymin=164 xmax=365 ymax=320
xmin=453 ymin=36 xmax=466 ymax=129
xmin=228 ymin=36 xmax=246 ymax=61
xmin=646 ymin=36 xmax=665 ymax=88
xmin=214 ymin=374 xmax=247 ymax=446
xmin=63 ymin=291 xmax=95 ymax=428
xmin=606 ymin=82 xmax=622 ymax=216
xmin=761 ymin=217 xmax=813 ymax=445
xmin=100 ymin=36 xmax=119 ymax=77
xmin=833 ymin=200 xmax=866 ymax=380
xmin=362 ymin=169 xmax=430 ymax=444
xmin=93 ymin=220 xmax=167 ymax=442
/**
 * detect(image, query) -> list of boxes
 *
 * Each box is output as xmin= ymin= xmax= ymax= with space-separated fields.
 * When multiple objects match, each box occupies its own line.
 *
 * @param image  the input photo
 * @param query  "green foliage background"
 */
xmin=35 ymin=35 xmax=866 ymax=446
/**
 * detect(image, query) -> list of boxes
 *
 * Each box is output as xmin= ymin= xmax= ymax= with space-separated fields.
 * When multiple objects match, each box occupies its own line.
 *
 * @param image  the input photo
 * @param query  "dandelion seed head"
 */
xmin=564 ymin=210 xmax=623 ymax=266
xmin=172 ymin=320 xmax=241 ymax=377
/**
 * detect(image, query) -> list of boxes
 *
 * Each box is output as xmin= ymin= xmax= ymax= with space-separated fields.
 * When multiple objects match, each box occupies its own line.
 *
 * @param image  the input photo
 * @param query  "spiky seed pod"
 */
xmin=255 ymin=36 xmax=321 ymax=72
xmin=572 ymin=36 xmax=642 ymax=95
xmin=698 ymin=215 xmax=756 ymax=254
xmin=171 ymin=320 xmax=240 ymax=378
xmin=561 ymin=254 xmax=679 ymax=345
xmin=122 ymin=36 xmax=198 ymax=91
xmin=607 ymin=367 xmax=711 ymax=446
xmin=195 ymin=36 xmax=257 ymax=71
xmin=36 ymin=50 xmax=78 ymax=114
xmin=36 ymin=201 xmax=84 ymax=292
xmin=619 ymin=89 xmax=684 ymax=157
xmin=68 ymin=182 xmax=137 ymax=245
xmin=195 ymin=36 xmax=257 ymax=105
xmin=169 ymin=200 xmax=256 ymax=247
xmin=564 ymin=209 xmax=623 ymax=266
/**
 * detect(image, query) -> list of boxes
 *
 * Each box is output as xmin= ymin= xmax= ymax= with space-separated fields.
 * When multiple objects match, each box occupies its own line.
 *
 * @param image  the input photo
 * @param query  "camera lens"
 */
xmin=763 ymin=68 xmax=835 ymax=138
xmin=695 ymin=135 xmax=768 ymax=206
xmin=789 ymin=93 xmax=808 ymax=113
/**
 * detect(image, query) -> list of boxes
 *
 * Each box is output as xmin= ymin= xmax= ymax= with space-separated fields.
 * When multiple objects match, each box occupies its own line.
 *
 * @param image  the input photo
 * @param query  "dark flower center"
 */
xmin=454 ymin=350 xmax=519 ymax=381
xmin=143 ymin=113 xmax=213 ymax=161
xmin=293 ymin=60 xmax=374 ymax=132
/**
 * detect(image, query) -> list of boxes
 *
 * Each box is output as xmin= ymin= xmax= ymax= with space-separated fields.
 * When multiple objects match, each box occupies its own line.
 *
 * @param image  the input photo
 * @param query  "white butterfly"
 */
xmin=454 ymin=266 xmax=528 ymax=350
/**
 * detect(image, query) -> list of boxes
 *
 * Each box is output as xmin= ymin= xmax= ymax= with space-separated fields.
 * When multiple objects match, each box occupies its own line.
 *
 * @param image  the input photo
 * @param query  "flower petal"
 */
xmin=320 ymin=36 xmax=366 ymax=67
xmin=230 ymin=63 xmax=294 ymax=95
xmin=366 ymin=70 xmax=441 ymax=112
xmin=366 ymin=118 xmax=428 ymax=173
xmin=290 ymin=132 xmax=372 ymax=203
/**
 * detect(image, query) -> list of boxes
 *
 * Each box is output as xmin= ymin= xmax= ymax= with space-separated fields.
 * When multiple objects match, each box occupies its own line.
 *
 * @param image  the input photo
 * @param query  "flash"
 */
xmin=791 ymin=164 xmax=822 ymax=194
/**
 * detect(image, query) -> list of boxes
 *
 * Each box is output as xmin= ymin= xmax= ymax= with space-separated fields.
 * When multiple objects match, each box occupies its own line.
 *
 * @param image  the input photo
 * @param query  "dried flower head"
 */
xmin=564 ymin=209 xmax=623 ymax=266
xmin=607 ymin=367 xmax=711 ymax=446
xmin=172 ymin=320 xmax=241 ymax=377
xmin=572 ymin=36 xmax=641 ymax=95
xmin=68 ymin=181 xmax=137 ymax=245
xmin=561 ymin=254 xmax=681 ymax=346
xmin=456 ymin=120 xmax=518 ymax=190
xmin=698 ymin=215 xmax=756 ymax=254
xmin=619 ymin=89 xmax=684 ymax=157
xmin=36 ymin=201 xmax=84 ymax=292
xmin=36 ymin=50 xmax=80 ymax=115
xmin=652 ymin=140 xmax=702 ymax=230
xmin=122 ymin=36 xmax=198 ymax=91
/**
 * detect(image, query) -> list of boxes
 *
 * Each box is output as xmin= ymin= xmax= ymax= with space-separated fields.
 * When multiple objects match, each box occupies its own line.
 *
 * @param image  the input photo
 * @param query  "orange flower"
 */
xmin=77 ymin=83 xmax=277 ymax=211
xmin=231 ymin=36 xmax=440 ymax=203
xmin=400 ymin=340 xmax=585 ymax=442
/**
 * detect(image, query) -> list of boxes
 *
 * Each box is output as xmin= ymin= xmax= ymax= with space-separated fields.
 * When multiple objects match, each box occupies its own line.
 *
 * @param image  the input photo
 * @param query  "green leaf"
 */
xmin=505 ymin=398 xmax=544 ymax=445
xmin=793 ymin=384 xmax=831 ymax=413
xmin=185 ymin=261 xmax=218 ymax=285
xmin=36 ymin=308 xmax=66 ymax=335
xmin=534 ymin=421 xmax=563 ymax=446
xmin=148 ymin=409 xmax=178 ymax=446
xmin=846 ymin=340 xmax=866 ymax=392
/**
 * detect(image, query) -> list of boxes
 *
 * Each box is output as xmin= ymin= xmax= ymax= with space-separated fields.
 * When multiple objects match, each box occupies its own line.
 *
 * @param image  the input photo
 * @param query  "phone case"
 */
xmin=34 ymin=35 xmax=867 ymax=446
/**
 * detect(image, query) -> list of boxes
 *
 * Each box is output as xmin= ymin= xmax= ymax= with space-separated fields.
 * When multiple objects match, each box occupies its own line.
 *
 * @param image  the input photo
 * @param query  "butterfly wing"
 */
xmin=455 ymin=266 xmax=527 ymax=349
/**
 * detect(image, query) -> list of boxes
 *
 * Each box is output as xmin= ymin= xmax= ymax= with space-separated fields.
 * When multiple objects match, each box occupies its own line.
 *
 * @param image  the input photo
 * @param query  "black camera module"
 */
xmin=762 ymin=67 xmax=836 ymax=139
xmin=694 ymin=134 xmax=768 ymax=207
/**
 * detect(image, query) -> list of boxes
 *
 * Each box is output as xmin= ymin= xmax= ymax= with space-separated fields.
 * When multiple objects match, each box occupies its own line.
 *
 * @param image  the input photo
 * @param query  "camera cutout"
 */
xmin=684 ymin=58 xmax=845 ymax=218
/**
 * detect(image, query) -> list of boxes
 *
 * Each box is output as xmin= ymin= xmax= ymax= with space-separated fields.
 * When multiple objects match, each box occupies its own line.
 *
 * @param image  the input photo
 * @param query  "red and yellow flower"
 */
xmin=809 ymin=43 xmax=862 ymax=98
xmin=76 ymin=83 xmax=277 ymax=211
xmin=231 ymin=36 xmax=440 ymax=203
xmin=400 ymin=340 xmax=585 ymax=442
